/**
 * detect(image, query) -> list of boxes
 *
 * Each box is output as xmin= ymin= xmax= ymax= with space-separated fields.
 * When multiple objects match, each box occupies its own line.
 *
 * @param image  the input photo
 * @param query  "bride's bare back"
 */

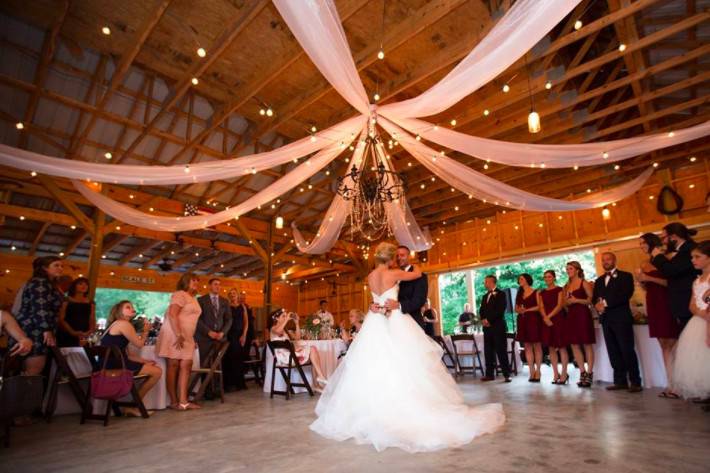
xmin=368 ymin=263 xmax=422 ymax=297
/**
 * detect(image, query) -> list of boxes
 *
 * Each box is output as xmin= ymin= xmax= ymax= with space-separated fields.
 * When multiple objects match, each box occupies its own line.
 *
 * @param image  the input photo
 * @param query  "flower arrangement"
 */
xmin=303 ymin=313 xmax=334 ymax=339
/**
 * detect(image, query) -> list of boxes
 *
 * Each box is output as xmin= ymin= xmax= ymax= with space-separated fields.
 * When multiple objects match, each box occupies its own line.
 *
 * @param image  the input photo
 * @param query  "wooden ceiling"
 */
xmin=0 ymin=0 xmax=707 ymax=282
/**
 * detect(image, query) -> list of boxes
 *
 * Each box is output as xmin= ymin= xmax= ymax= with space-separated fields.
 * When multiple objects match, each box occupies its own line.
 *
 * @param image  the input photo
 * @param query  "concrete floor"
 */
xmin=3 ymin=370 xmax=710 ymax=473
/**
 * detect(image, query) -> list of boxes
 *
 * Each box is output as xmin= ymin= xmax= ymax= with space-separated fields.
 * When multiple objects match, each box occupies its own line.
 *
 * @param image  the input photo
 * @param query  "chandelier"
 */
xmin=336 ymin=131 xmax=405 ymax=241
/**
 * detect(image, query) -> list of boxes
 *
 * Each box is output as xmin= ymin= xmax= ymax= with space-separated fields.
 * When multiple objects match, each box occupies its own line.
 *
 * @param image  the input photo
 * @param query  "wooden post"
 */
xmin=263 ymin=219 xmax=274 ymax=315
xmin=87 ymin=210 xmax=105 ymax=300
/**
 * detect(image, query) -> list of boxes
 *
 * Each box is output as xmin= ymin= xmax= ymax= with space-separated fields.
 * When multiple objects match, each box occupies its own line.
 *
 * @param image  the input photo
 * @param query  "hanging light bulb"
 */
xmin=377 ymin=49 xmax=385 ymax=60
xmin=191 ymin=77 xmax=199 ymax=85
xmin=266 ymin=108 xmax=274 ymax=117
xmin=373 ymin=93 xmax=380 ymax=101
xmin=15 ymin=122 xmax=24 ymax=130
xmin=259 ymin=108 xmax=266 ymax=116
xmin=574 ymin=20 xmax=583 ymax=30
xmin=483 ymin=109 xmax=490 ymax=116
xmin=502 ymin=84 xmax=510 ymax=93
xmin=197 ymin=47 xmax=206 ymax=57
xmin=618 ymin=43 xmax=626 ymax=52
xmin=528 ymin=110 xmax=541 ymax=134
xmin=101 ymin=26 xmax=111 ymax=35
xmin=275 ymin=216 xmax=284 ymax=229
xmin=104 ymin=152 xmax=112 ymax=160
xmin=545 ymin=81 xmax=552 ymax=90
xmin=601 ymin=207 xmax=611 ymax=220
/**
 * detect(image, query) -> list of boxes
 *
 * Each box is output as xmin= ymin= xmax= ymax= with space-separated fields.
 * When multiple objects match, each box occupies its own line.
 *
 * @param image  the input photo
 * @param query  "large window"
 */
xmin=94 ymin=288 xmax=171 ymax=322
xmin=438 ymin=250 xmax=596 ymax=335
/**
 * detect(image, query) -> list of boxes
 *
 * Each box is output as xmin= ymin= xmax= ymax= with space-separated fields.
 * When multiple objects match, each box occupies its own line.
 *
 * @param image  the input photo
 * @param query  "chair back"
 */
xmin=0 ymin=355 xmax=44 ymax=421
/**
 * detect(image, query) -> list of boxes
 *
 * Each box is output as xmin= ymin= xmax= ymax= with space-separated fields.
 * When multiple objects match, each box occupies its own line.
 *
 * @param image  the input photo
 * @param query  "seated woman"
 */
xmin=270 ymin=308 xmax=329 ymax=392
xmin=0 ymin=309 xmax=33 ymax=356
xmin=340 ymin=309 xmax=364 ymax=345
xmin=101 ymin=300 xmax=162 ymax=416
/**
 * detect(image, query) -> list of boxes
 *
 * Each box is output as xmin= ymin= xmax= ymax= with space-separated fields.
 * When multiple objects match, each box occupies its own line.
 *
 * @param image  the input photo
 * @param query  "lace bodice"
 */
xmin=371 ymin=285 xmax=399 ymax=305
xmin=694 ymin=276 xmax=709 ymax=311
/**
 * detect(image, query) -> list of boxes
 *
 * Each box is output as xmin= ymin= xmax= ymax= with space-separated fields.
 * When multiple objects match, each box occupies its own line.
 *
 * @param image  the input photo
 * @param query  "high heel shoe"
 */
xmin=551 ymin=376 xmax=561 ymax=385
xmin=558 ymin=374 xmax=569 ymax=385
xmin=577 ymin=371 xmax=588 ymax=387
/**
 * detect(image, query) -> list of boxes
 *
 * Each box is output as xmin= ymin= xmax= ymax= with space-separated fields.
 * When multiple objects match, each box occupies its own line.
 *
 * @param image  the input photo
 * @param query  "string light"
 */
xmin=601 ymin=207 xmax=611 ymax=220
xmin=191 ymin=77 xmax=199 ymax=85
xmin=483 ymin=109 xmax=490 ymax=116
xmin=528 ymin=111 xmax=541 ymax=134
xmin=373 ymin=93 xmax=380 ymax=101
xmin=574 ymin=20 xmax=583 ymax=30
xmin=104 ymin=152 xmax=112 ymax=160
xmin=30 ymin=171 xmax=37 ymax=177
xmin=653 ymin=162 xmax=659 ymax=168
xmin=377 ymin=49 xmax=385 ymax=60
xmin=618 ymin=43 xmax=626 ymax=52
xmin=197 ymin=47 xmax=206 ymax=57
xmin=545 ymin=81 xmax=552 ymax=90
xmin=450 ymin=119 xmax=457 ymax=126
xmin=689 ymin=156 xmax=697 ymax=162
xmin=266 ymin=108 xmax=273 ymax=117
xmin=614 ymin=164 xmax=620 ymax=171
xmin=310 ymin=126 xmax=317 ymax=133
xmin=15 ymin=122 xmax=24 ymax=130
xmin=502 ymin=84 xmax=510 ymax=93
xmin=102 ymin=26 xmax=111 ymax=35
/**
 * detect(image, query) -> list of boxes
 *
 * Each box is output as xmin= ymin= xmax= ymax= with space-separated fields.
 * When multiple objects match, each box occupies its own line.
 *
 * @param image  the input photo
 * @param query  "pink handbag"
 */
xmin=90 ymin=346 xmax=133 ymax=400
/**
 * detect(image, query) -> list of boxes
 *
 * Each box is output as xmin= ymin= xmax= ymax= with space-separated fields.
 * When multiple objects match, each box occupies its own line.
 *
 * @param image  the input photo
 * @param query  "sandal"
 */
xmin=659 ymin=391 xmax=680 ymax=399
xmin=177 ymin=402 xmax=201 ymax=411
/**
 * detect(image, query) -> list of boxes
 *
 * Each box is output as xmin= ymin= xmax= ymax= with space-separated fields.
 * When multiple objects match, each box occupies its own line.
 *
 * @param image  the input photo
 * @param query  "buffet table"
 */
xmin=263 ymin=339 xmax=348 ymax=394
xmin=46 ymin=345 xmax=200 ymax=415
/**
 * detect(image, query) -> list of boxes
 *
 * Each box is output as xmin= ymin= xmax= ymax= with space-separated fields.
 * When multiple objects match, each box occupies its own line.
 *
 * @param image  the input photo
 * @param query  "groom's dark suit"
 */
xmin=398 ymin=265 xmax=428 ymax=330
xmin=479 ymin=288 xmax=510 ymax=378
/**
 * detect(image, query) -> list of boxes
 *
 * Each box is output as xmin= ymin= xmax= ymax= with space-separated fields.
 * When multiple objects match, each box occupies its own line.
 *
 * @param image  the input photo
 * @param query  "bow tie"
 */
xmin=605 ymin=271 xmax=614 ymax=277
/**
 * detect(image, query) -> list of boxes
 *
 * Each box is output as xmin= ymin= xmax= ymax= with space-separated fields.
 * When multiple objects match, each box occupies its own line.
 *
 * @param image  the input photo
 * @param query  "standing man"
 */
xmin=316 ymin=300 xmax=335 ymax=326
xmin=593 ymin=252 xmax=642 ymax=392
xmin=651 ymin=222 xmax=699 ymax=331
xmin=479 ymin=275 xmax=511 ymax=382
xmin=384 ymin=245 xmax=428 ymax=330
xmin=196 ymin=278 xmax=232 ymax=363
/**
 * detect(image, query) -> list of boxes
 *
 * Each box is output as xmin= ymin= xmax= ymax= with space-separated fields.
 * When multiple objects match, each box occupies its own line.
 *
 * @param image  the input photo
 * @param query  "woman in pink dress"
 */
xmin=515 ymin=273 xmax=543 ymax=383
xmin=538 ymin=270 xmax=569 ymax=385
xmin=157 ymin=273 xmax=202 ymax=410
xmin=637 ymin=233 xmax=680 ymax=398
xmin=564 ymin=261 xmax=595 ymax=388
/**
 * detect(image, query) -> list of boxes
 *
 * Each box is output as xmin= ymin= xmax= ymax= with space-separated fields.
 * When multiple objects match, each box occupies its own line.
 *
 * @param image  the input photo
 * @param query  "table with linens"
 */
xmin=46 ymin=345 xmax=200 ymax=415
xmin=444 ymin=333 xmax=522 ymax=375
xmin=263 ymin=339 xmax=348 ymax=394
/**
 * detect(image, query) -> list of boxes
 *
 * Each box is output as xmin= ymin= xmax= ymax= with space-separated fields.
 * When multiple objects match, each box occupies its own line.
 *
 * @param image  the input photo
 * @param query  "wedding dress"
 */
xmin=310 ymin=284 xmax=505 ymax=453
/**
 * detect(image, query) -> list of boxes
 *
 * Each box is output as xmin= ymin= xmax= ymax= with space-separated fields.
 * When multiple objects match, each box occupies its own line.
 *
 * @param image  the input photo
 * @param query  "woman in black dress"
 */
xmin=101 ymin=300 xmax=162 ymax=415
xmin=57 ymin=277 xmax=96 ymax=347
xmin=422 ymin=299 xmax=439 ymax=338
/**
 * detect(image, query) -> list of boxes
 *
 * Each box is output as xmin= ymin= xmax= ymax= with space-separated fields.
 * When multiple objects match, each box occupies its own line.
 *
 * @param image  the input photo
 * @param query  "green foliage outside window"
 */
xmin=94 ymin=288 xmax=171 ymax=321
xmin=439 ymin=250 xmax=596 ymax=335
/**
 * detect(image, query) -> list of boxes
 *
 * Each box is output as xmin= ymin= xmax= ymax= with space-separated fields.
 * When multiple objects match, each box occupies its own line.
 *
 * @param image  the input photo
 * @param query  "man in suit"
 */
xmin=383 ymin=245 xmax=427 ymax=329
xmin=479 ymin=275 xmax=511 ymax=382
xmin=593 ymin=252 xmax=642 ymax=392
xmin=651 ymin=222 xmax=700 ymax=330
xmin=196 ymin=278 xmax=232 ymax=364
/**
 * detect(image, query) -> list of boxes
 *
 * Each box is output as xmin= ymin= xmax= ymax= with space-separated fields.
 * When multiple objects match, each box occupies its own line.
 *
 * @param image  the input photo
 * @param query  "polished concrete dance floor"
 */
xmin=4 ymin=373 xmax=710 ymax=473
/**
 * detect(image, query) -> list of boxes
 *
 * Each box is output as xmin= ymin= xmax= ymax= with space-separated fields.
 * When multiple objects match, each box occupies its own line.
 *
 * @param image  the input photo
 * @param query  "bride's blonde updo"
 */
xmin=374 ymin=242 xmax=396 ymax=265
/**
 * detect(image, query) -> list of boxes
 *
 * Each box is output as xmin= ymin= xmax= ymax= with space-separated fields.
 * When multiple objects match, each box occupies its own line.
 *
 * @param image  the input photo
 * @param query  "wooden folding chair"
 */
xmin=1 ymin=354 xmax=44 ymax=447
xmin=449 ymin=334 xmax=485 ymax=377
xmin=44 ymin=346 xmax=92 ymax=422
xmin=81 ymin=346 xmax=149 ymax=426
xmin=243 ymin=341 xmax=265 ymax=386
xmin=507 ymin=333 xmax=518 ymax=376
xmin=433 ymin=336 xmax=459 ymax=376
xmin=189 ymin=340 xmax=230 ymax=403
xmin=267 ymin=340 xmax=314 ymax=400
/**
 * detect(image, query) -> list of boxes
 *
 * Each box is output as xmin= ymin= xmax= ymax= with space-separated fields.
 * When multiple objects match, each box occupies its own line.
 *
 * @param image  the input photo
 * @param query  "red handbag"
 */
xmin=90 ymin=346 xmax=134 ymax=400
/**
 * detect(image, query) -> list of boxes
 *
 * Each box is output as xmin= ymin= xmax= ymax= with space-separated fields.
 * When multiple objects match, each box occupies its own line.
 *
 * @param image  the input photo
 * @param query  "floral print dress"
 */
xmin=15 ymin=277 xmax=64 ymax=356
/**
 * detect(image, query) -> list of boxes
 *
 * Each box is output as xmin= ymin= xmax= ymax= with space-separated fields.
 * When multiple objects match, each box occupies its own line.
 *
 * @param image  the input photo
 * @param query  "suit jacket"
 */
xmin=592 ymin=269 xmax=634 ymax=323
xmin=479 ymin=289 xmax=507 ymax=329
xmin=398 ymin=266 xmax=428 ymax=327
xmin=651 ymin=241 xmax=699 ymax=320
xmin=196 ymin=294 xmax=232 ymax=343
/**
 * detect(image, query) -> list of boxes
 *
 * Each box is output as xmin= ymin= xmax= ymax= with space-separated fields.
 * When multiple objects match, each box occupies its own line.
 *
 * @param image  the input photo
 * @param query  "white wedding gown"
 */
xmin=672 ymin=277 xmax=710 ymax=399
xmin=310 ymin=285 xmax=505 ymax=453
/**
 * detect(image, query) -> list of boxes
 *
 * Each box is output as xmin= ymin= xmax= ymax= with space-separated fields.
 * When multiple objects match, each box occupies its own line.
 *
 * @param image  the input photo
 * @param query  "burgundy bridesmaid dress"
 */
xmin=540 ymin=287 xmax=567 ymax=348
xmin=516 ymin=290 xmax=543 ymax=343
xmin=565 ymin=284 xmax=595 ymax=345
xmin=644 ymin=269 xmax=680 ymax=339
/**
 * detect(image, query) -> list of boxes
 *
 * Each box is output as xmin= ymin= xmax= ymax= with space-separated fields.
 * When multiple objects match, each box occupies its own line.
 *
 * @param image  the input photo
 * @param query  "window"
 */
xmin=438 ymin=250 xmax=596 ymax=335
xmin=94 ymin=288 xmax=171 ymax=322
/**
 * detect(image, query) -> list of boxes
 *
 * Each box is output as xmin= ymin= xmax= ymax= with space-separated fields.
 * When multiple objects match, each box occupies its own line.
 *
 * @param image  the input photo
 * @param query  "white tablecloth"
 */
xmin=594 ymin=325 xmax=667 ymax=388
xmin=47 ymin=345 xmax=200 ymax=415
xmin=263 ymin=339 xmax=348 ymax=394
xmin=444 ymin=333 xmax=522 ymax=375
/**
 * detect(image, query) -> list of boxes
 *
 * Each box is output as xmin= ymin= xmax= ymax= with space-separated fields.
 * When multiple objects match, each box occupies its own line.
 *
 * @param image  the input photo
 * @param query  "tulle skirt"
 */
xmin=672 ymin=316 xmax=710 ymax=399
xmin=309 ymin=310 xmax=505 ymax=453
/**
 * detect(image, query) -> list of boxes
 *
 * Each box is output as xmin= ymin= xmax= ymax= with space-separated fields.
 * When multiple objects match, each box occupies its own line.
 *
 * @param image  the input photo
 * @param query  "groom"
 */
xmin=383 ymin=245 xmax=428 ymax=329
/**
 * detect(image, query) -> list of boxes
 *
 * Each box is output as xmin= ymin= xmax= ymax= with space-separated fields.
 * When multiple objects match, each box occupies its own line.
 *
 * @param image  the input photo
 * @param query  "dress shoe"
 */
xmin=504 ymin=377 xmax=512 ymax=383
xmin=480 ymin=376 xmax=495 ymax=382
xmin=628 ymin=385 xmax=643 ymax=393
xmin=605 ymin=384 xmax=629 ymax=391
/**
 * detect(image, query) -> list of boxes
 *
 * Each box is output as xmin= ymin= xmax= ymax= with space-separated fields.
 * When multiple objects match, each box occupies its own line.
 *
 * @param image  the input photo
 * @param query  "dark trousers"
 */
xmin=483 ymin=324 xmax=510 ymax=378
xmin=602 ymin=318 xmax=641 ymax=386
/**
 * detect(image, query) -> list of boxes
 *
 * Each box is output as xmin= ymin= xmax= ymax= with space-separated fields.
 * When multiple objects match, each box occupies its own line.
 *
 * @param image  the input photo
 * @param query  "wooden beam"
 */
xmin=37 ymin=175 xmax=95 ymax=235
xmin=62 ymin=231 xmax=88 ymax=257
xmin=234 ymin=219 xmax=269 ymax=262
xmin=29 ymin=222 xmax=51 ymax=256
xmin=119 ymin=240 xmax=161 ymax=266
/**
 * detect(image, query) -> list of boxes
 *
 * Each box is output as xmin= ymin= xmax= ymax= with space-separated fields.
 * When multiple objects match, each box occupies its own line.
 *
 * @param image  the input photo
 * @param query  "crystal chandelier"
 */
xmin=336 ymin=131 xmax=405 ymax=241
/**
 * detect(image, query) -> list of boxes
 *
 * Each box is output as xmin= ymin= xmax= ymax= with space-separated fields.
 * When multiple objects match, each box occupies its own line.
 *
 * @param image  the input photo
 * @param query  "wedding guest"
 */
xmin=670 ymin=241 xmax=710 ymax=401
xmin=593 ymin=252 xmax=642 ymax=392
xmin=538 ymin=270 xmax=569 ymax=385
xmin=156 ymin=273 xmax=202 ymax=410
xmin=479 ymin=275 xmax=511 ymax=382
xmin=102 ymin=300 xmax=162 ymax=416
xmin=224 ymin=288 xmax=249 ymax=391
xmin=270 ymin=308 xmax=329 ymax=392
xmin=316 ymin=300 xmax=335 ymax=326
xmin=340 ymin=309 xmax=364 ymax=345
xmin=637 ymin=233 xmax=680 ymax=397
xmin=196 ymin=278 xmax=231 ymax=362
xmin=564 ymin=261 xmax=595 ymax=388
xmin=515 ymin=273 xmax=543 ymax=382
xmin=14 ymin=256 xmax=64 ymax=376
xmin=421 ymin=299 xmax=439 ymax=338
xmin=0 ymin=309 xmax=33 ymax=356
xmin=651 ymin=222 xmax=700 ymax=330
xmin=458 ymin=303 xmax=475 ymax=333
xmin=56 ymin=277 xmax=96 ymax=347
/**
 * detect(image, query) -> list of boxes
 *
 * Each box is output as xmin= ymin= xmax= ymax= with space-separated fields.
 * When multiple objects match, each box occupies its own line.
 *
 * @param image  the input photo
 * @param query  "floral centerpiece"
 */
xmin=303 ymin=313 xmax=333 ymax=340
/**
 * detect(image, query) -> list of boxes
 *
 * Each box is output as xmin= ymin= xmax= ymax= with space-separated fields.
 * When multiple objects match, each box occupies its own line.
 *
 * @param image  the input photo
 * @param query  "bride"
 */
xmin=310 ymin=242 xmax=505 ymax=453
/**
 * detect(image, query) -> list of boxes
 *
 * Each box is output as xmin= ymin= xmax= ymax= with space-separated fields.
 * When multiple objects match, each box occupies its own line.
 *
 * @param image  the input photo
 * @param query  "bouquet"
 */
xmin=303 ymin=313 xmax=332 ymax=339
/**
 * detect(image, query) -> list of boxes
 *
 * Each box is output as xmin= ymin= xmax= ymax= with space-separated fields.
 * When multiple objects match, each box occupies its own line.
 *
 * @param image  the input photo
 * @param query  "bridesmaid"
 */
xmin=515 ymin=273 xmax=543 ymax=382
xmin=56 ymin=277 xmax=96 ymax=347
xmin=157 ymin=273 xmax=202 ymax=410
xmin=637 ymin=233 xmax=680 ymax=398
xmin=538 ymin=270 xmax=569 ymax=384
xmin=564 ymin=261 xmax=595 ymax=388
